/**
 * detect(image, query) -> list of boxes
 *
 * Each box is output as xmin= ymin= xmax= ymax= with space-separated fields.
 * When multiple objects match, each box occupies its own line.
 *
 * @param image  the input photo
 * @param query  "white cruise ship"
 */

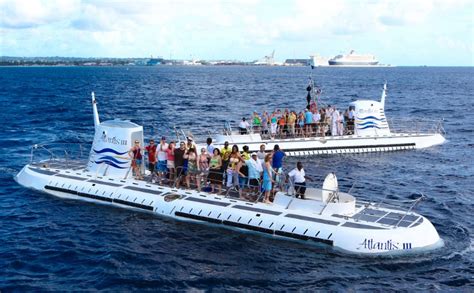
xmin=328 ymin=50 xmax=379 ymax=66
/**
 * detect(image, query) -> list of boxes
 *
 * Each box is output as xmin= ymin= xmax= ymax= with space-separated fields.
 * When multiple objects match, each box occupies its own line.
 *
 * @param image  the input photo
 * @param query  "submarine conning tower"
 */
xmin=86 ymin=92 xmax=144 ymax=178
xmin=349 ymin=83 xmax=391 ymax=136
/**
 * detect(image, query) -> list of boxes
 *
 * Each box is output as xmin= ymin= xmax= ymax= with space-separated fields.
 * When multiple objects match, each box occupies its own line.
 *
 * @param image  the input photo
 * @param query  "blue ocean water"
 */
xmin=0 ymin=66 xmax=473 ymax=291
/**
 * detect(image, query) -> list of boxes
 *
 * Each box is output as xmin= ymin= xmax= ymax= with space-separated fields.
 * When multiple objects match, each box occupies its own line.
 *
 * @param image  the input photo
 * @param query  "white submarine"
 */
xmin=207 ymin=83 xmax=446 ymax=156
xmin=14 ymin=93 xmax=443 ymax=255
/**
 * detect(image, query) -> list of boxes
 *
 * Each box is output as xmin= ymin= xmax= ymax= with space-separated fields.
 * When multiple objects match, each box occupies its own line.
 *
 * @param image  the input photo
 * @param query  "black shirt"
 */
xmin=174 ymin=148 xmax=185 ymax=167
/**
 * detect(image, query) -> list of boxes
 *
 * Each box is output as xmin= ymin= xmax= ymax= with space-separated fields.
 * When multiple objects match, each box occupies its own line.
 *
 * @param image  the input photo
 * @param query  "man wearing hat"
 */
xmin=186 ymin=136 xmax=197 ymax=152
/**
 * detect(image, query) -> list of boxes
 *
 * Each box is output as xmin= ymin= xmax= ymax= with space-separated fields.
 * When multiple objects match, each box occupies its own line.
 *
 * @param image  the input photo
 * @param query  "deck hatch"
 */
xmin=285 ymin=214 xmax=340 ymax=225
xmin=44 ymin=185 xmax=153 ymax=211
xmin=88 ymin=179 xmax=122 ymax=187
xmin=29 ymin=167 xmax=57 ymax=176
xmin=124 ymin=186 xmax=164 ymax=195
xmin=55 ymin=174 xmax=88 ymax=181
xmin=175 ymin=211 xmax=222 ymax=224
xmin=232 ymin=205 xmax=282 ymax=215
xmin=185 ymin=197 xmax=230 ymax=207
xmin=341 ymin=222 xmax=387 ymax=230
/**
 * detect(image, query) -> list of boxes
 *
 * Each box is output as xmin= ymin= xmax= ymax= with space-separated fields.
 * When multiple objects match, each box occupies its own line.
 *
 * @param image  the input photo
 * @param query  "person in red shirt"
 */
xmin=145 ymin=139 xmax=157 ymax=182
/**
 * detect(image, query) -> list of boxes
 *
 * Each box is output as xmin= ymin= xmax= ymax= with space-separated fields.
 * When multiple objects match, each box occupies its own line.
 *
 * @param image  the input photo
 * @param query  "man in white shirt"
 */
xmin=331 ymin=107 xmax=340 ymax=136
xmin=239 ymin=117 xmax=250 ymax=134
xmin=288 ymin=162 xmax=311 ymax=199
xmin=206 ymin=137 xmax=215 ymax=156
xmin=246 ymin=152 xmax=263 ymax=193
xmin=157 ymin=136 xmax=169 ymax=181
xmin=257 ymin=144 xmax=266 ymax=161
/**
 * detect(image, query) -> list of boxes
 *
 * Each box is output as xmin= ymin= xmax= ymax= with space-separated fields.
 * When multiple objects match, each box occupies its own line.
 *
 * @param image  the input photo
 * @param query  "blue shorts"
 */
xmin=133 ymin=159 xmax=142 ymax=166
xmin=239 ymin=176 xmax=248 ymax=188
xmin=157 ymin=160 xmax=167 ymax=172
xmin=262 ymin=180 xmax=272 ymax=191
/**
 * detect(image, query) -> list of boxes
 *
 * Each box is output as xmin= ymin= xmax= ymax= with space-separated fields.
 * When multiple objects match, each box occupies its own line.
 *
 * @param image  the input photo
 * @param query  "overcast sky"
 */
xmin=0 ymin=0 xmax=473 ymax=65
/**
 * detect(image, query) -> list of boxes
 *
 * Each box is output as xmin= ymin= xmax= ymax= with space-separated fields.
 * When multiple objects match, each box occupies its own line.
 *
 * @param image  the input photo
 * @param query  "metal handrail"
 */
xmin=27 ymin=143 xmax=428 ymax=217
xmin=395 ymin=194 xmax=426 ymax=227
xmin=29 ymin=143 xmax=91 ymax=167
xmin=172 ymin=116 xmax=445 ymax=146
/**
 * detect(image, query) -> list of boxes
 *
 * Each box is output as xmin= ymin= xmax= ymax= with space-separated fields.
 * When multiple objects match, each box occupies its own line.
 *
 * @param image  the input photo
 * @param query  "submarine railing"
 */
xmin=173 ymin=116 xmax=444 ymax=145
xmin=29 ymin=143 xmax=91 ymax=168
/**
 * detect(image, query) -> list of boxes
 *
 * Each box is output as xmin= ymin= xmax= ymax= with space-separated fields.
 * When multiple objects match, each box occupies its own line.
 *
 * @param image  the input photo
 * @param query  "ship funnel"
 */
xmin=86 ymin=94 xmax=144 ymax=179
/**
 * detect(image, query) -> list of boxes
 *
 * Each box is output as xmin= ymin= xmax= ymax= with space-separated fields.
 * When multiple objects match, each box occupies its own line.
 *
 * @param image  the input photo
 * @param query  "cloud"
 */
xmin=0 ymin=0 xmax=472 ymax=65
xmin=0 ymin=0 xmax=79 ymax=28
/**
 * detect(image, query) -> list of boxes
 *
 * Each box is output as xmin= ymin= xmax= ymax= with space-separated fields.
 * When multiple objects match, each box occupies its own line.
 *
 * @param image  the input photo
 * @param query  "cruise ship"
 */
xmin=328 ymin=50 xmax=379 ymax=66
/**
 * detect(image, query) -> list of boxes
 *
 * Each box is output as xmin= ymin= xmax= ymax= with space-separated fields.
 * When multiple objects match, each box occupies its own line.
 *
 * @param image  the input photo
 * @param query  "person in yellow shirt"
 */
xmin=241 ymin=145 xmax=251 ymax=160
xmin=287 ymin=111 xmax=297 ymax=137
xmin=220 ymin=141 xmax=231 ymax=170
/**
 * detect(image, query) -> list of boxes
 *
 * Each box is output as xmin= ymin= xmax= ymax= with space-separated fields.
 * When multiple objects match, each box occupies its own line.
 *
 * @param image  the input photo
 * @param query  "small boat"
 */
xmin=190 ymin=82 xmax=445 ymax=156
xmin=15 ymin=94 xmax=443 ymax=255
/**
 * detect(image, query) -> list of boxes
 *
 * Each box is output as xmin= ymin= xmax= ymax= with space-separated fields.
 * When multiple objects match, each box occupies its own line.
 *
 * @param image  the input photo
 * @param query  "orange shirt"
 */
xmin=278 ymin=117 xmax=286 ymax=126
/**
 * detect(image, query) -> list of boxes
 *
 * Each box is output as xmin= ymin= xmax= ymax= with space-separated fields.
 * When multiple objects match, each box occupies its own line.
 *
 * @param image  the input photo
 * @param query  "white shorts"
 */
xmin=270 ymin=123 xmax=277 ymax=134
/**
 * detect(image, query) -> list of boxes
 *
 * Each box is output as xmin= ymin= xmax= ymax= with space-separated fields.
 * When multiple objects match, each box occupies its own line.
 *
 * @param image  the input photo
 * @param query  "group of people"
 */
xmin=238 ymin=104 xmax=356 ymax=138
xmin=128 ymin=138 xmax=311 ymax=203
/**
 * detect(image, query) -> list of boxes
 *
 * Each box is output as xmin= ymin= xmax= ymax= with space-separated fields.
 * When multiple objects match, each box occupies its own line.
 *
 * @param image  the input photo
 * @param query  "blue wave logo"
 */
xmin=357 ymin=121 xmax=378 ymax=127
xmin=358 ymin=125 xmax=382 ymax=130
xmin=94 ymin=160 xmax=128 ymax=169
xmin=97 ymin=155 xmax=128 ymax=165
xmin=93 ymin=148 xmax=127 ymax=155
xmin=358 ymin=124 xmax=387 ymax=129
xmin=357 ymin=116 xmax=386 ymax=121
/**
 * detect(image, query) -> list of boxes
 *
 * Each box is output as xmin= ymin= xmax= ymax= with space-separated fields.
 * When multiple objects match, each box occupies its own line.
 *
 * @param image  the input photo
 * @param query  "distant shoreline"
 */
xmin=1 ymin=64 xmax=472 ymax=68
